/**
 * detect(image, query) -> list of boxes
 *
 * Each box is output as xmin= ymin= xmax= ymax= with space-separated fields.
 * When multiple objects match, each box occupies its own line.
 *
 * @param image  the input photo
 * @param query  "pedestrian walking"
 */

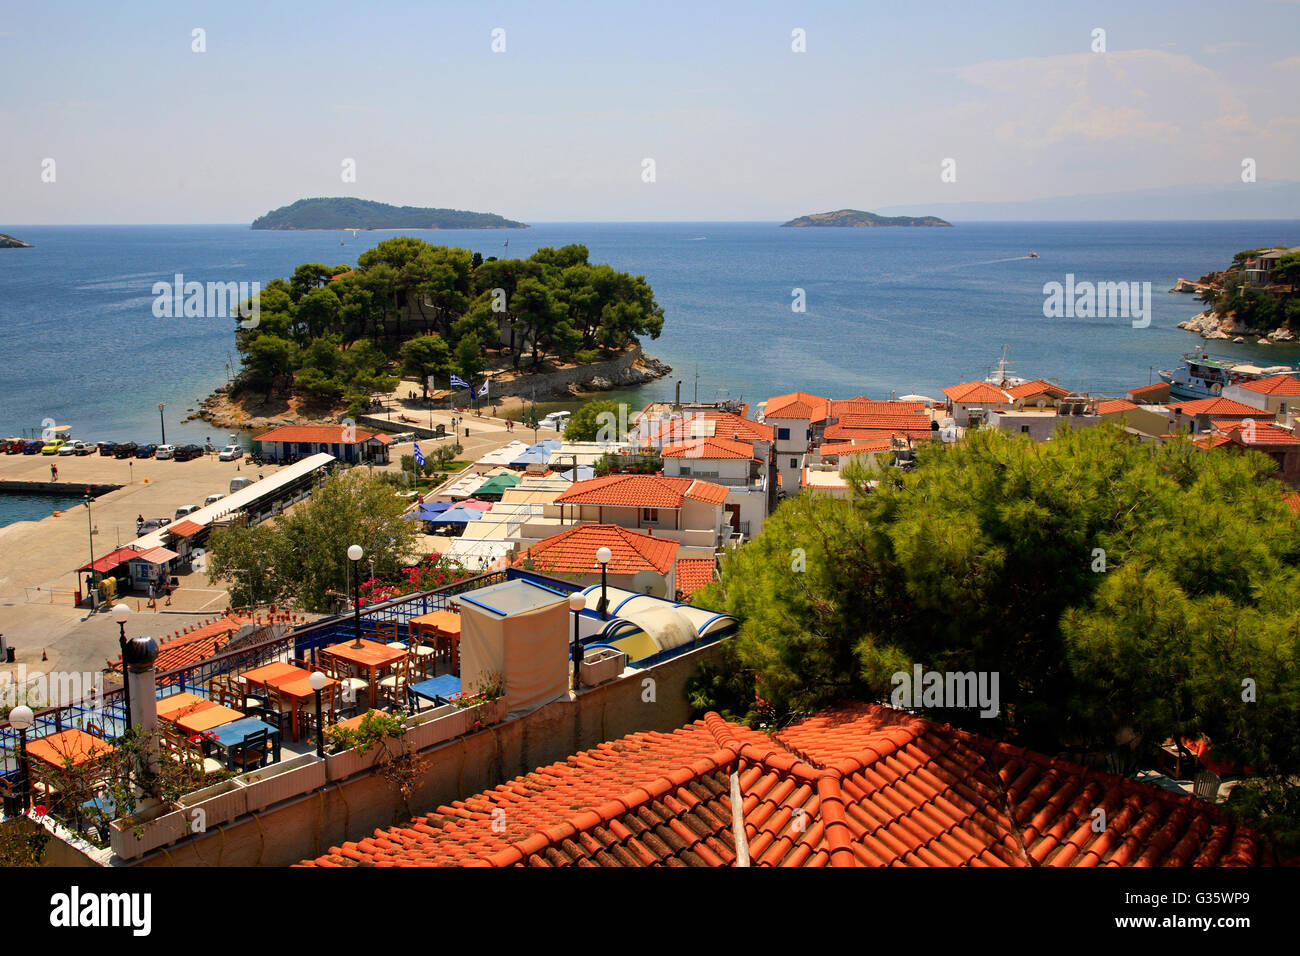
xmin=50 ymin=463 xmax=58 ymax=481
xmin=164 ymin=581 xmax=173 ymax=606
xmin=147 ymin=582 xmax=156 ymax=608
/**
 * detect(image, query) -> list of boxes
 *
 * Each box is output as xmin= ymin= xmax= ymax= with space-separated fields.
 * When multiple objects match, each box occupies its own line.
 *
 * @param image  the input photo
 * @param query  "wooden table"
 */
xmin=334 ymin=709 xmax=388 ymax=732
xmin=174 ymin=703 xmax=245 ymax=736
xmin=326 ymin=639 xmax=408 ymax=706
xmin=26 ymin=729 xmax=117 ymax=770
xmin=241 ymin=661 xmax=305 ymax=689
xmin=408 ymin=610 xmax=462 ymax=671
xmin=156 ymin=692 xmax=208 ymax=720
xmin=271 ymin=673 xmax=339 ymax=742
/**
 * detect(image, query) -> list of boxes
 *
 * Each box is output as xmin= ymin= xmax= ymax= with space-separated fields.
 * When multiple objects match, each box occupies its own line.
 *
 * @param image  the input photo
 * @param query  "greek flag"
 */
xmin=450 ymin=373 xmax=470 ymax=389
xmin=413 ymin=440 xmax=424 ymax=466
xmin=477 ymin=380 xmax=489 ymax=399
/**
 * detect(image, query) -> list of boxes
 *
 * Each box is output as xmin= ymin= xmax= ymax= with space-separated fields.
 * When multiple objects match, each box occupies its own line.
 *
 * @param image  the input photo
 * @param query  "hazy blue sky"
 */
xmin=3 ymin=0 xmax=1298 ymax=223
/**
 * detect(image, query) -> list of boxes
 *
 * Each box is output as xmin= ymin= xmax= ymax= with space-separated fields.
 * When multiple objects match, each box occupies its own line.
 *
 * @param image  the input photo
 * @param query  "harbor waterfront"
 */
xmin=3 ymin=221 xmax=1299 ymax=450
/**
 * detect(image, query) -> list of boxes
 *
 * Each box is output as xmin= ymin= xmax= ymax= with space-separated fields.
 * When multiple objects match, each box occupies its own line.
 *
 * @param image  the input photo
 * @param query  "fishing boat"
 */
xmin=984 ymin=344 xmax=1027 ymax=389
xmin=1028 ymin=251 xmax=1039 ymax=258
xmin=1157 ymin=351 xmax=1296 ymax=401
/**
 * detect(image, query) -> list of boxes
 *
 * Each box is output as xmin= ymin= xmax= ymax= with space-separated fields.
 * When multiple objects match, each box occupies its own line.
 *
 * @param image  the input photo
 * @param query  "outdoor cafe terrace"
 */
xmin=0 ymin=568 xmax=734 ymax=861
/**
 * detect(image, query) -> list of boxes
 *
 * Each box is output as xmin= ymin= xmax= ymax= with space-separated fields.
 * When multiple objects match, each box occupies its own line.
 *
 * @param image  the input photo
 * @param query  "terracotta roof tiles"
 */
xmin=942 ymin=382 xmax=1013 ymax=405
xmin=764 ymin=392 xmax=831 ymax=423
xmin=302 ymin=703 xmax=1259 ymax=868
xmin=674 ymin=557 xmax=716 ymax=596
xmin=518 ymin=524 xmax=679 ymax=575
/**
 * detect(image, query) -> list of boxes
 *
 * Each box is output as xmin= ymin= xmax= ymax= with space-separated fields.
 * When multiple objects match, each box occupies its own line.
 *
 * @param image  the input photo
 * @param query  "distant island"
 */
xmin=0 ymin=233 xmax=32 ymax=248
xmin=252 ymin=198 xmax=528 ymax=231
xmin=781 ymin=209 xmax=952 ymax=228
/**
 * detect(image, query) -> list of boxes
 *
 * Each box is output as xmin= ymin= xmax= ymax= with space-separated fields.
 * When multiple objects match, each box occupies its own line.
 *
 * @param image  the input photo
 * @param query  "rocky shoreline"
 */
xmin=193 ymin=350 xmax=673 ymax=432
xmin=1176 ymin=311 xmax=1295 ymax=345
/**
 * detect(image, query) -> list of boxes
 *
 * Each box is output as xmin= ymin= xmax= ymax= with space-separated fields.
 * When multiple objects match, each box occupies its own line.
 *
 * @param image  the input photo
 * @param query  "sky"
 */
xmin=3 ymin=0 xmax=1299 ymax=224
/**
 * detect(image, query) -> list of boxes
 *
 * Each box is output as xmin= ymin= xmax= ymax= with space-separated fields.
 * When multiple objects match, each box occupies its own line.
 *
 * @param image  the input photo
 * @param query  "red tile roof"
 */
xmin=255 ymin=425 xmax=387 ymax=445
xmin=1212 ymin=420 xmax=1300 ymax=445
xmin=302 ymin=703 xmax=1260 ymax=867
xmin=647 ymin=412 xmax=773 ymax=445
xmin=837 ymin=413 xmax=933 ymax=430
xmin=765 ymin=392 xmax=831 ymax=423
xmin=519 ymin=525 xmax=679 ymax=576
xmin=1168 ymin=397 xmax=1261 ymax=417
xmin=815 ymin=440 xmax=894 ymax=457
xmin=108 ymin=613 xmax=253 ymax=674
xmin=824 ymin=424 xmax=932 ymax=442
xmin=1285 ymin=493 xmax=1300 ymax=517
xmin=661 ymin=437 xmax=755 ymax=460
xmin=167 ymin=519 xmax=204 ymax=538
xmin=1237 ymin=374 xmax=1300 ymax=396
xmin=1006 ymin=379 xmax=1069 ymax=400
xmin=674 ymin=557 xmax=716 ymax=597
xmin=830 ymin=399 xmax=927 ymax=417
xmin=1095 ymin=399 xmax=1138 ymax=415
xmin=942 ymin=382 xmax=1013 ymax=405
xmin=1127 ymin=382 xmax=1171 ymax=401
xmin=555 ymin=474 xmax=728 ymax=509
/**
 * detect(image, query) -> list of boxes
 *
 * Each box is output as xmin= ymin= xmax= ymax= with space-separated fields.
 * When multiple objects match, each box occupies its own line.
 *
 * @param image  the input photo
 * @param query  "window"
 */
xmin=1020 ymin=425 xmax=1030 ymax=434
xmin=642 ymin=507 xmax=659 ymax=522
xmin=777 ymin=427 xmax=790 ymax=441
xmin=790 ymin=458 xmax=798 ymax=469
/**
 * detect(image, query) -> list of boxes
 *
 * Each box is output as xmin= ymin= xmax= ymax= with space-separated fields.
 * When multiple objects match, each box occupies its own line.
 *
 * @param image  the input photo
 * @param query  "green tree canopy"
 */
xmin=563 ymin=400 xmax=623 ymax=441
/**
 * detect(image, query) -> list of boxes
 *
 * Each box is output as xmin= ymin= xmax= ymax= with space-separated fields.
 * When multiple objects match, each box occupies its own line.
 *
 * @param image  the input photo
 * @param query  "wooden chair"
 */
xmin=375 ymin=654 xmax=415 ymax=710
xmin=259 ymin=685 xmax=293 ymax=739
xmin=1193 ymin=771 xmax=1221 ymax=802
xmin=321 ymin=653 xmax=370 ymax=710
xmin=229 ymin=730 xmax=271 ymax=772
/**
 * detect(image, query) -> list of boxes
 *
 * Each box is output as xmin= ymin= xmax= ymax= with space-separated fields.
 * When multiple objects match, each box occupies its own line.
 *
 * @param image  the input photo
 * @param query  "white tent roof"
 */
xmin=477 ymin=441 xmax=530 ymax=467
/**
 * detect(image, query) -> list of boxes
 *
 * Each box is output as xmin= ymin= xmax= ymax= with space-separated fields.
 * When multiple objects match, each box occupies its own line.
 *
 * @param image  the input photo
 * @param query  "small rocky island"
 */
xmin=253 ymin=197 xmax=528 ymax=230
xmin=0 ymin=233 xmax=32 ymax=248
xmin=781 ymin=209 xmax=952 ymax=228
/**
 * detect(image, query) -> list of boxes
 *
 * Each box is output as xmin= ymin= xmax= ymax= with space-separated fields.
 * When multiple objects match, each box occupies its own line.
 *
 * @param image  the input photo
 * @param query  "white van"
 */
xmin=174 ymin=504 xmax=200 ymax=521
xmin=229 ymin=476 xmax=254 ymax=494
xmin=204 ymin=493 xmax=226 ymax=507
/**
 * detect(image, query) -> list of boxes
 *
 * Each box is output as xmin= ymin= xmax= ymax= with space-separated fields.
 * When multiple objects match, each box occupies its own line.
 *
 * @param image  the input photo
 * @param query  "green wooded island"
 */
xmin=0 ymin=233 xmax=33 ymax=248
xmin=251 ymin=198 xmax=528 ymax=231
xmin=781 ymin=209 xmax=952 ymax=228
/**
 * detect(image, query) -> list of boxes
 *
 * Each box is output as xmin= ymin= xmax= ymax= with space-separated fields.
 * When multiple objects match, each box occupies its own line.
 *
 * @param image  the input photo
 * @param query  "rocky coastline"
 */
xmin=1176 ymin=311 xmax=1295 ymax=346
xmin=193 ymin=349 xmax=672 ymax=432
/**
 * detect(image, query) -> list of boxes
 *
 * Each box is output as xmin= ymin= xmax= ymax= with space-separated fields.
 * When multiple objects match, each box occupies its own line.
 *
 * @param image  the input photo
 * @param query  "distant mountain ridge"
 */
xmin=781 ymin=209 xmax=952 ymax=228
xmin=251 ymin=198 xmax=528 ymax=230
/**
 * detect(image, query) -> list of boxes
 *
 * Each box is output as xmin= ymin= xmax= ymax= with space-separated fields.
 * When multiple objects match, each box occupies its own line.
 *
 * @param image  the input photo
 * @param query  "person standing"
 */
xmin=164 ymin=580 xmax=173 ymax=606
xmin=147 ymin=581 xmax=156 ymax=609
xmin=50 ymin=463 xmax=58 ymax=481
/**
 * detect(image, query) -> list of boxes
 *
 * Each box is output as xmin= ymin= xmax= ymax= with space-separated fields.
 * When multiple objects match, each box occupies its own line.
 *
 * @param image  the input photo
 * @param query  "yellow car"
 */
xmin=41 ymin=439 xmax=66 ymax=455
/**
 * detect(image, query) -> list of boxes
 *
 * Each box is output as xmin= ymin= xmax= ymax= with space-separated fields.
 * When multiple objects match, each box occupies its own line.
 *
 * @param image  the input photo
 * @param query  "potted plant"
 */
xmin=235 ymin=752 xmax=325 ymax=812
xmin=323 ymin=711 xmax=407 ymax=782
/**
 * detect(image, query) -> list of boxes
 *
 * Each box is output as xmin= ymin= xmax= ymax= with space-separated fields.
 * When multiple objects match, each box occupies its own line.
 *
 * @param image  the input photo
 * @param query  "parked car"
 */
xmin=174 ymin=504 xmax=201 ymax=521
xmin=137 ymin=517 xmax=171 ymax=536
xmin=204 ymin=493 xmax=226 ymax=506
xmin=97 ymin=441 xmax=116 ymax=457
xmin=135 ymin=443 xmax=157 ymax=459
xmin=23 ymin=439 xmax=44 ymax=454
xmin=154 ymin=444 xmax=176 ymax=460
xmin=173 ymin=444 xmax=204 ymax=462
xmin=229 ymin=476 xmax=254 ymax=493
xmin=112 ymin=441 xmax=138 ymax=459
xmin=59 ymin=440 xmax=89 ymax=456
xmin=3 ymin=438 xmax=23 ymax=454
xmin=217 ymin=444 xmax=243 ymax=461
xmin=74 ymin=440 xmax=94 ymax=455
xmin=41 ymin=439 xmax=66 ymax=455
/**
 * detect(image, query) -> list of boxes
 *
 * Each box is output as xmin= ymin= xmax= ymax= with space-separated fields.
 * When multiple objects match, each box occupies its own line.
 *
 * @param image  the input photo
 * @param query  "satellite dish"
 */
xmin=631 ymin=569 xmax=667 ymax=597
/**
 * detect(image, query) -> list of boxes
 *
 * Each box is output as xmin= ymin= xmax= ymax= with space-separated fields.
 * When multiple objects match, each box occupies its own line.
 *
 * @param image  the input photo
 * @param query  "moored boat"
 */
xmin=1156 ymin=351 xmax=1296 ymax=401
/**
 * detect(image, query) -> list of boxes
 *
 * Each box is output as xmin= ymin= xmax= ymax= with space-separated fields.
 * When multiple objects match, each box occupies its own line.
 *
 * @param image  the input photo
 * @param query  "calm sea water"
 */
xmin=0 ymin=491 xmax=89 ymax=528
xmin=2 ymin=219 xmax=1298 ymax=448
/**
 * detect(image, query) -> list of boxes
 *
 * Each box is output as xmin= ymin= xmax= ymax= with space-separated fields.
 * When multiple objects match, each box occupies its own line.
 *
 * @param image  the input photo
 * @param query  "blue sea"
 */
xmin=2 ymin=219 xmax=1298 ymax=448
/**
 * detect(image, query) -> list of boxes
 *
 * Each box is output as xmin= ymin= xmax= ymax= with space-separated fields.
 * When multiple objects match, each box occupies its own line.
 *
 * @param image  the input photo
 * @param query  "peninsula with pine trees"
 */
xmin=781 ymin=209 xmax=952 ymax=228
xmin=252 ymin=198 xmax=528 ymax=231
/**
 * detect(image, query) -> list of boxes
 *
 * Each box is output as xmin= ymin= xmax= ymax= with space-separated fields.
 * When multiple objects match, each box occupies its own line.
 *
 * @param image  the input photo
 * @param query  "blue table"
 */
xmin=408 ymin=675 xmax=462 ymax=705
xmin=207 ymin=718 xmax=283 ymax=770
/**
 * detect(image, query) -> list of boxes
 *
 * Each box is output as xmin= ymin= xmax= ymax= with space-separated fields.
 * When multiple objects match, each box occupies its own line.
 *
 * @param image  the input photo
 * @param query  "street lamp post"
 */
xmin=9 ymin=705 xmax=33 ymax=813
xmin=347 ymin=544 xmax=364 ymax=648
xmin=568 ymin=592 xmax=586 ymax=691
xmin=84 ymin=491 xmax=97 ymax=612
xmin=309 ymin=671 xmax=328 ymax=758
xmin=158 ymin=403 xmax=166 ymax=446
xmin=595 ymin=547 xmax=612 ymax=620
xmin=112 ymin=603 xmax=132 ymax=731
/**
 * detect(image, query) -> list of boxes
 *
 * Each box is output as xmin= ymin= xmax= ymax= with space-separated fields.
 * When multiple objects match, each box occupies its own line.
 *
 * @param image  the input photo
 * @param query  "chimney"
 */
xmin=674 ymin=380 xmax=682 ymax=410
xmin=123 ymin=635 xmax=160 ymax=746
